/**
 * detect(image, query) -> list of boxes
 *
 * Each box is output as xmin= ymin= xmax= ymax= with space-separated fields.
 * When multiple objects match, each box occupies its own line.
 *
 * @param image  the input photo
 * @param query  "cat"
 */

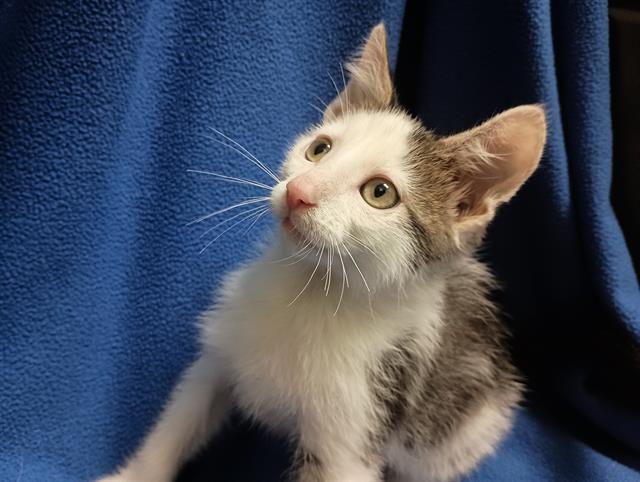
xmin=97 ymin=22 xmax=546 ymax=482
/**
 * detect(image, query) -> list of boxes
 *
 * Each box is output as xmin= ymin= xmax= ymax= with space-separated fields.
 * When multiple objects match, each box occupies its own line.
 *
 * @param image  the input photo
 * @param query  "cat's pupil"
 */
xmin=314 ymin=143 xmax=328 ymax=156
xmin=374 ymin=183 xmax=388 ymax=198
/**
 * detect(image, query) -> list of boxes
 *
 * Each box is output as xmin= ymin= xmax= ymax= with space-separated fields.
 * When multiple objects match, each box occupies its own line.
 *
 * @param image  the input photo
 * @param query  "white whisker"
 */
xmin=322 ymin=242 xmax=331 ymax=293
xmin=187 ymin=169 xmax=273 ymax=191
xmin=199 ymin=207 xmax=268 ymax=254
xmin=340 ymin=63 xmax=349 ymax=115
xmin=315 ymin=93 xmax=336 ymax=122
xmin=345 ymin=232 xmax=389 ymax=268
xmin=207 ymin=127 xmax=280 ymax=183
xmin=288 ymin=242 xmax=325 ymax=306
xmin=188 ymin=197 xmax=269 ymax=226
xmin=325 ymin=242 xmax=334 ymax=296
xmin=328 ymin=71 xmax=345 ymax=116
xmin=199 ymin=204 xmax=268 ymax=239
xmin=241 ymin=207 xmax=269 ymax=235
xmin=282 ymin=246 xmax=315 ymax=266
xmin=342 ymin=242 xmax=370 ymax=293
xmin=308 ymin=103 xmax=325 ymax=117
xmin=203 ymin=135 xmax=279 ymax=184
xmin=312 ymin=94 xmax=329 ymax=110
xmin=206 ymin=127 xmax=277 ymax=177
xmin=271 ymin=238 xmax=314 ymax=264
xmin=334 ymin=245 xmax=348 ymax=316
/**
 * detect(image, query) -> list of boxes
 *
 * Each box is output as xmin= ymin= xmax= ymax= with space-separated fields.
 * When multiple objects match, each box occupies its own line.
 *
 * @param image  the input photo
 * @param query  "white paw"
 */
xmin=94 ymin=475 xmax=130 ymax=482
xmin=94 ymin=469 xmax=170 ymax=482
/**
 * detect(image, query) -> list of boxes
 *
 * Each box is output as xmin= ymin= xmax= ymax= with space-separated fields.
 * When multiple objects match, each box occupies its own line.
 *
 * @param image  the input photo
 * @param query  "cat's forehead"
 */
xmin=303 ymin=109 xmax=420 ymax=171
xmin=322 ymin=109 xmax=417 ymax=144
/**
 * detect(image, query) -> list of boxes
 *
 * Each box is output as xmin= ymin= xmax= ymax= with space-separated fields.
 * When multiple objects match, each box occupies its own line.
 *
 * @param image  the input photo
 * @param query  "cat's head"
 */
xmin=271 ymin=23 xmax=546 ymax=286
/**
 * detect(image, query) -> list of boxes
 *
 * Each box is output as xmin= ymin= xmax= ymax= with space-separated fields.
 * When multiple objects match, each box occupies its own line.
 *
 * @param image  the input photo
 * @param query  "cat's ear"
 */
xmin=323 ymin=23 xmax=394 ymax=121
xmin=443 ymin=105 xmax=546 ymax=234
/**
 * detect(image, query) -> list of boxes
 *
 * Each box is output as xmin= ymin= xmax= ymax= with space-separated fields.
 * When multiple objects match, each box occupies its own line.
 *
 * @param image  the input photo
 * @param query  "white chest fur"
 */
xmin=200 ymin=251 xmax=446 ymax=437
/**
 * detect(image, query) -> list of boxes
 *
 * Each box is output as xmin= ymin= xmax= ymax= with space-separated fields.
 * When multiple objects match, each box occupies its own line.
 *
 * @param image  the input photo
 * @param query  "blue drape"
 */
xmin=1 ymin=1 xmax=637 ymax=481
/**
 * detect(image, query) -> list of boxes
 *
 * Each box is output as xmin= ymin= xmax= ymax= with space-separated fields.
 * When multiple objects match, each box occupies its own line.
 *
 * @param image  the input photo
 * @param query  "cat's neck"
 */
xmin=257 ymin=234 xmax=456 ymax=322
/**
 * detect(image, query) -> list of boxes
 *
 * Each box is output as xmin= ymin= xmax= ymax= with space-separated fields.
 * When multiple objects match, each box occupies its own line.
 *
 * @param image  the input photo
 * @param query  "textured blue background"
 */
xmin=1 ymin=1 xmax=638 ymax=481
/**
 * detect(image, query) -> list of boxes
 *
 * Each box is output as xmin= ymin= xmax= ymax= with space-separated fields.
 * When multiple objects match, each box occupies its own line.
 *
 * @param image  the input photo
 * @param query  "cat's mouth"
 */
xmin=282 ymin=216 xmax=302 ymax=241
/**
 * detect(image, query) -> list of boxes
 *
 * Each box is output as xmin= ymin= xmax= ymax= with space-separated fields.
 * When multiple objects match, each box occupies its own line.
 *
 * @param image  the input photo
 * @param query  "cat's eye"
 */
xmin=360 ymin=178 xmax=399 ymax=209
xmin=305 ymin=137 xmax=332 ymax=162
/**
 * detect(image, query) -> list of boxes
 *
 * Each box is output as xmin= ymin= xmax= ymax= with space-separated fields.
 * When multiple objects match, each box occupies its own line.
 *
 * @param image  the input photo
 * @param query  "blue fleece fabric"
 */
xmin=0 ymin=1 xmax=638 ymax=481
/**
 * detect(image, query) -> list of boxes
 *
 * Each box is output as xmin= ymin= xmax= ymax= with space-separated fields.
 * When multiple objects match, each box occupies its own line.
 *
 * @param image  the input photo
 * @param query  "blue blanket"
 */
xmin=1 ymin=1 xmax=638 ymax=481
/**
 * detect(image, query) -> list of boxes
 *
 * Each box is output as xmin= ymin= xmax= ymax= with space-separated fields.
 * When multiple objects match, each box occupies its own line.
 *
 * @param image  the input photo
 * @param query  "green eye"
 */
xmin=360 ymin=178 xmax=399 ymax=209
xmin=305 ymin=136 xmax=332 ymax=162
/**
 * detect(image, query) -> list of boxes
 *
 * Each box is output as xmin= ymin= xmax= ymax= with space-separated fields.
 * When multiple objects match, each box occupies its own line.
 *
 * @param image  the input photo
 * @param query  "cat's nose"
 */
xmin=286 ymin=179 xmax=316 ymax=212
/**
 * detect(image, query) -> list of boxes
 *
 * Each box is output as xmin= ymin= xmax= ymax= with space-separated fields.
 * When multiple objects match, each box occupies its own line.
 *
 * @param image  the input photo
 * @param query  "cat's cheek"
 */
xmin=270 ymin=183 xmax=289 ymax=219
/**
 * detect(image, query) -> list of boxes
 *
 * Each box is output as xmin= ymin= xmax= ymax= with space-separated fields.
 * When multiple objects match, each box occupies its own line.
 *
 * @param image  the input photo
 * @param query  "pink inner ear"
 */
xmin=454 ymin=105 xmax=547 ymax=220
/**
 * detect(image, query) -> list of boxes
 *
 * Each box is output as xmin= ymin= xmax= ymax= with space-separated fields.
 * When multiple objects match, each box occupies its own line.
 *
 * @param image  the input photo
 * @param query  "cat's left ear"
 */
xmin=442 ymin=105 xmax=547 ymax=235
xmin=324 ymin=23 xmax=394 ymax=121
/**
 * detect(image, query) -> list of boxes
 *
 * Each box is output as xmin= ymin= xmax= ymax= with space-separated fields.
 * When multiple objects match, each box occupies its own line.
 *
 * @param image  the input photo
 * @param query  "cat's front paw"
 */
xmin=94 ymin=468 xmax=170 ymax=482
xmin=93 ymin=469 xmax=143 ymax=482
xmin=94 ymin=475 xmax=130 ymax=482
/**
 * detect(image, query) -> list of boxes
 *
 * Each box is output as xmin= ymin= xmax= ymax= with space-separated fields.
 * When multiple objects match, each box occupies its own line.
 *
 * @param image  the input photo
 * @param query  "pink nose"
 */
xmin=286 ymin=179 xmax=316 ymax=212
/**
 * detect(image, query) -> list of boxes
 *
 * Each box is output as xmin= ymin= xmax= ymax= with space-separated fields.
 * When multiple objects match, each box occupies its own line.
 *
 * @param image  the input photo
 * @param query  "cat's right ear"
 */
xmin=323 ymin=23 xmax=394 ymax=121
xmin=442 ymin=105 xmax=547 ymax=241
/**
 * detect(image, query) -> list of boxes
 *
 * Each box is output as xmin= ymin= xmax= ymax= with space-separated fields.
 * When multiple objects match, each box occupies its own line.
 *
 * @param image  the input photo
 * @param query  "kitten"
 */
xmin=97 ymin=23 xmax=546 ymax=482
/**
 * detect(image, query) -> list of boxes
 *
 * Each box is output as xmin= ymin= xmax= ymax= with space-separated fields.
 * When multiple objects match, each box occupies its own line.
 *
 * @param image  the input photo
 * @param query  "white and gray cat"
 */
xmin=98 ymin=23 xmax=546 ymax=482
